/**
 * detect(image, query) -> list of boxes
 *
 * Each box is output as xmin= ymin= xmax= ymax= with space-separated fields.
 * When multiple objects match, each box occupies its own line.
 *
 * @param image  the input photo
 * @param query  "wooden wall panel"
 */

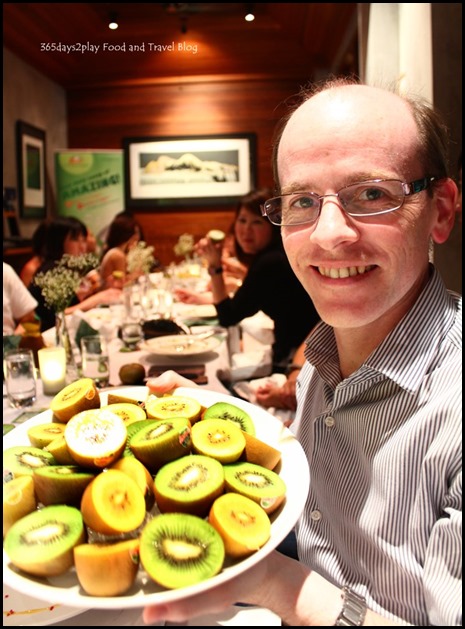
xmin=67 ymin=77 xmax=306 ymax=267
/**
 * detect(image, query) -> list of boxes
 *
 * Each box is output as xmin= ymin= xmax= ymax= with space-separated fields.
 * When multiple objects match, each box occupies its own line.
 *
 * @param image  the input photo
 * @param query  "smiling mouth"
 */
xmin=317 ymin=265 xmax=375 ymax=279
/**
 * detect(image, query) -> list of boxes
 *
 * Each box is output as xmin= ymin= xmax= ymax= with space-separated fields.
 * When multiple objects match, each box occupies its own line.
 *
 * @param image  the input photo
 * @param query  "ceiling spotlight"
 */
xmin=108 ymin=12 xmax=118 ymax=30
xmin=245 ymin=4 xmax=255 ymax=22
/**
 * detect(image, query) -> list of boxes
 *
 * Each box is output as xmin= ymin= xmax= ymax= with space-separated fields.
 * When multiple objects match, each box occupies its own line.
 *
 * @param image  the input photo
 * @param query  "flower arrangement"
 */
xmin=127 ymin=241 xmax=156 ymax=274
xmin=33 ymin=253 xmax=100 ymax=313
xmin=173 ymin=233 xmax=195 ymax=259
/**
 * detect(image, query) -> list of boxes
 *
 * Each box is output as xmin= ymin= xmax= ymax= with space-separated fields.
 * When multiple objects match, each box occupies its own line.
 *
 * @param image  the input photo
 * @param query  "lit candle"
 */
xmin=38 ymin=347 xmax=67 ymax=395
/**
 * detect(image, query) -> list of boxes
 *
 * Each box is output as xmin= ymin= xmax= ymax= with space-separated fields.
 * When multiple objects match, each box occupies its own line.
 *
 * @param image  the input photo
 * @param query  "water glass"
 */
xmin=152 ymin=289 xmax=173 ymax=319
xmin=80 ymin=335 xmax=110 ymax=388
xmin=4 ymin=348 xmax=37 ymax=408
xmin=121 ymin=321 xmax=143 ymax=350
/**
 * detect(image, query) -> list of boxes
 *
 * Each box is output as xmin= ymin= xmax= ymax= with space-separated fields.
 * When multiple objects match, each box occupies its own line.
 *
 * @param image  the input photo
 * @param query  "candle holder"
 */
xmin=38 ymin=347 xmax=67 ymax=395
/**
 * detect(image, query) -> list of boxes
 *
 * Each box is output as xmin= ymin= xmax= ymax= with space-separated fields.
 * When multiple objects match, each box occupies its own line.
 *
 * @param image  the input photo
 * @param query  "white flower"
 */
xmin=33 ymin=253 xmax=99 ymax=312
xmin=173 ymin=233 xmax=195 ymax=259
xmin=127 ymin=241 xmax=156 ymax=274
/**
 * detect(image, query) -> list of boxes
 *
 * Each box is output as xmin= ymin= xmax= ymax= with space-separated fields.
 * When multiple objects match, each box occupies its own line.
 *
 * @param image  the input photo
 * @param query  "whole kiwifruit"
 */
xmin=140 ymin=512 xmax=225 ymax=589
xmin=119 ymin=363 xmax=146 ymax=385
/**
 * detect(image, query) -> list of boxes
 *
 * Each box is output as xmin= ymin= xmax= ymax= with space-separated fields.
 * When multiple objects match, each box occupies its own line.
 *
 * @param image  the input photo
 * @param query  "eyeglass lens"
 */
xmin=265 ymin=180 xmax=409 ymax=225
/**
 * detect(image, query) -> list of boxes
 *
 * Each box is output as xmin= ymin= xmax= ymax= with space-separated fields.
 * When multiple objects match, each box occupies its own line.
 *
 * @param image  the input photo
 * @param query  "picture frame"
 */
xmin=16 ymin=120 xmax=47 ymax=218
xmin=123 ymin=133 xmax=256 ymax=208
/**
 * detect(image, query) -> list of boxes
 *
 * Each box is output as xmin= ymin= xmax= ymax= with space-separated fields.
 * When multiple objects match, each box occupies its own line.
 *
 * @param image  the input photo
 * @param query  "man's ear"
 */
xmin=431 ymin=178 xmax=458 ymax=244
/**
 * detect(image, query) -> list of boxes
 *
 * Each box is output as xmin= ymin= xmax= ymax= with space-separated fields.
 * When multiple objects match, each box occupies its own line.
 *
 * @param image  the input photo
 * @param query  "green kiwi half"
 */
xmin=202 ymin=402 xmax=256 ymax=436
xmin=140 ymin=512 xmax=225 ymax=589
xmin=4 ymin=504 xmax=85 ymax=577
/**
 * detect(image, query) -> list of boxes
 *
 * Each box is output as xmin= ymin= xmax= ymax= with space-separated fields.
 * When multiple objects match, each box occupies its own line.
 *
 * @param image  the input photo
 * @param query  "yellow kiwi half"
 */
xmin=50 ymin=378 xmax=100 ymax=423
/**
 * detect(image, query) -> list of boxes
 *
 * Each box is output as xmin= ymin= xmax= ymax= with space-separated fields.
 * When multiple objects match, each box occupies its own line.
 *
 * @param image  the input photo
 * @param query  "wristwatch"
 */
xmin=334 ymin=587 xmax=367 ymax=626
xmin=207 ymin=265 xmax=223 ymax=276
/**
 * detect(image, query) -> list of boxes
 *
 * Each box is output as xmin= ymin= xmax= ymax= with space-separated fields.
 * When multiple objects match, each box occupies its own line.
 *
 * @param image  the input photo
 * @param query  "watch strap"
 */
xmin=334 ymin=587 xmax=367 ymax=626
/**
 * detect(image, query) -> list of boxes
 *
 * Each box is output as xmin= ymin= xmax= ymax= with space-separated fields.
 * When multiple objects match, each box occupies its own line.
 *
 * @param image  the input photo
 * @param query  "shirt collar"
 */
xmin=305 ymin=266 xmax=459 ymax=393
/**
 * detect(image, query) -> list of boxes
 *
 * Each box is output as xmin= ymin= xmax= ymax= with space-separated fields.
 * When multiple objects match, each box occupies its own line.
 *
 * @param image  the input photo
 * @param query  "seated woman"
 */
xmin=28 ymin=217 xmax=121 ymax=331
xmin=176 ymin=189 xmax=320 ymax=372
xmin=99 ymin=213 xmax=143 ymax=288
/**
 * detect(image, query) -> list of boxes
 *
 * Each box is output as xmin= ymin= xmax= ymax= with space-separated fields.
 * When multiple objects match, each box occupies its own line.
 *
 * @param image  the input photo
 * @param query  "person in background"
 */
xmin=456 ymin=150 xmax=462 ymax=219
xmin=144 ymin=79 xmax=461 ymax=626
xmin=19 ymin=220 xmax=49 ymax=287
xmin=99 ymin=212 xmax=143 ymax=288
xmin=3 ymin=262 xmax=38 ymax=335
xmin=28 ymin=217 xmax=120 ymax=331
xmin=176 ymin=189 xmax=320 ymax=372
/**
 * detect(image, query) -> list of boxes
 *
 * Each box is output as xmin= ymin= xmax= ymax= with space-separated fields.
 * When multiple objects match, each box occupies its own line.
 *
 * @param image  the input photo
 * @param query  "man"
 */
xmin=3 ymin=262 xmax=38 ymax=335
xmin=144 ymin=79 xmax=461 ymax=626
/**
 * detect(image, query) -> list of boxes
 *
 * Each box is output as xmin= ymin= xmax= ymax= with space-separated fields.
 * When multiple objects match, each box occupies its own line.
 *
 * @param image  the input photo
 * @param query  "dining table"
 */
xmin=3 ymin=302 xmax=284 ymax=627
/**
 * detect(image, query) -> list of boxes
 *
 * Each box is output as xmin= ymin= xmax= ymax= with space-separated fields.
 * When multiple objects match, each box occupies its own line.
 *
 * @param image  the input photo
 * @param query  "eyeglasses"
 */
xmin=261 ymin=177 xmax=437 ymax=226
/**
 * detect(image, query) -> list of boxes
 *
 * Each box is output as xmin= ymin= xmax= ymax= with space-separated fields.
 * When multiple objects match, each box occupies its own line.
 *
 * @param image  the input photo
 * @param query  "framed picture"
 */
xmin=123 ymin=133 xmax=256 ymax=208
xmin=16 ymin=120 xmax=47 ymax=218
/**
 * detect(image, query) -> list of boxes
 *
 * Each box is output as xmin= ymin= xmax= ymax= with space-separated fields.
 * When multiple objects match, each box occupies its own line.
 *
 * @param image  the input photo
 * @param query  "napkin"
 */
xmin=240 ymin=311 xmax=275 ymax=345
xmin=233 ymin=373 xmax=295 ymax=427
xmin=226 ymin=347 xmax=273 ymax=382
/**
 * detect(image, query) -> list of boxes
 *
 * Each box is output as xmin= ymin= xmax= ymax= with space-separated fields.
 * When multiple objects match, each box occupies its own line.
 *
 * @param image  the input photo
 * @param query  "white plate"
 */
xmin=3 ymin=386 xmax=309 ymax=610
xmin=3 ymin=584 xmax=82 ymax=626
xmin=177 ymin=304 xmax=217 ymax=320
xmin=140 ymin=334 xmax=222 ymax=357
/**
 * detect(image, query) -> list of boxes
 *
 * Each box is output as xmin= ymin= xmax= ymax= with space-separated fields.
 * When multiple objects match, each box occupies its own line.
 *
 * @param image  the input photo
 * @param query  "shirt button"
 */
xmin=310 ymin=509 xmax=322 ymax=521
xmin=325 ymin=416 xmax=335 ymax=427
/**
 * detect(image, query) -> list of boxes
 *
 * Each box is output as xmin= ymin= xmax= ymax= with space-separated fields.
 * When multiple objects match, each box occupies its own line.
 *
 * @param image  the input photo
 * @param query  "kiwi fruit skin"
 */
xmin=154 ymin=454 xmax=225 ymax=518
xmin=4 ymin=504 xmax=85 ymax=577
xmin=119 ymin=363 xmax=146 ymax=385
xmin=33 ymin=465 xmax=95 ymax=507
xmin=74 ymin=538 xmax=140 ymax=596
xmin=140 ymin=512 xmax=225 ymax=589
xmin=202 ymin=402 xmax=256 ymax=436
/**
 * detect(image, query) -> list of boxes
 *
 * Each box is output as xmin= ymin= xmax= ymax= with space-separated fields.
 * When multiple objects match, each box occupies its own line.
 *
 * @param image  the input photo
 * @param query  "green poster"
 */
xmin=55 ymin=150 xmax=124 ymax=251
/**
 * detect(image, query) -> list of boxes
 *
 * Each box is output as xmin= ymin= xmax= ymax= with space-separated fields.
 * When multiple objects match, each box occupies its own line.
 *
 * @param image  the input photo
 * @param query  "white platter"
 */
xmin=3 ymin=584 xmax=81 ymax=626
xmin=3 ymin=386 xmax=309 ymax=610
xmin=140 ymin=334 xmax=222 ymax=357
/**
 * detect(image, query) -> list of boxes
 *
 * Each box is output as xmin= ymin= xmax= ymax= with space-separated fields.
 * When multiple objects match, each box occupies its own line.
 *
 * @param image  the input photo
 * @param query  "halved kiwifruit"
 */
xmin=201 ymin=402 xmax=256 ymax=436
xmin=191 ymin=417 xmax=246 ymax=464
xmin=27 ymin=422 xmax=66 ymax=448
xmin=208 ymin=492 xmax=271 ymax=557
xmin=223 ymin=461 xmax=286 ymax=515
xmin=145 ymin=394 xmax=202 ymax=423
xmin=129 ymin=417 xmax=192 ymax=473
xmin=140 ymin=512 xmax=225 ymax=589
xmin=50 ymin=378 xmax=100 ymax=423
xmin=3 ymin=445 xmax=56 ymax=479
xmin=122 ymin=419 xmax=157 ymax=458
xmin=154 ymin=454 xmax=225 ymax=518
xmin=4 ymin=504 xmax=85 ymax=577
xmin=64 ymin=408 xmax=127 ymax=469
xmin=100 ymin=402 xmax=147 ymax=425
xmin=33 ymin=465 xmax=95 ymax=507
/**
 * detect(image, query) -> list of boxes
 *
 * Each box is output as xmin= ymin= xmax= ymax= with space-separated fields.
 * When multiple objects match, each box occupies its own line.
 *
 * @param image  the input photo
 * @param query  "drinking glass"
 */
xmin=4 ymin=348 xmax=37 ymax=408
xmin=80 ymin=335 xmax=110 ymax=388
xmin=121 ymin=321 xmax=143 ymax=350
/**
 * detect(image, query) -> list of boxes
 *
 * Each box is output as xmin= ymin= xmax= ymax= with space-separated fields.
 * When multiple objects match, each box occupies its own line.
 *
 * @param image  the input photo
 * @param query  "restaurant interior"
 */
xmin=3 ymin=3 xmax=462 ymax=293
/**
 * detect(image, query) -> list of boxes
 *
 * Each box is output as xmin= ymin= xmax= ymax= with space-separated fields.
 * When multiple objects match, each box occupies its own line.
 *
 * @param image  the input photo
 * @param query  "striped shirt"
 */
xmin=292 ymin=266 xmax=462 ymax=626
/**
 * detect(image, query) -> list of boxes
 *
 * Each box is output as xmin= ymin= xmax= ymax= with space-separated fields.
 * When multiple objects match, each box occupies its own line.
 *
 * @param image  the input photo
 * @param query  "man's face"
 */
xmin=278 ymin=85 xmax=444 ymax=333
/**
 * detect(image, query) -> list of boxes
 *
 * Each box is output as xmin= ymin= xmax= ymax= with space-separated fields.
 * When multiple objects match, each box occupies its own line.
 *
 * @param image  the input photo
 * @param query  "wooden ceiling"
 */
xmin=3 ymin=3 xmax=359 ymax=90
